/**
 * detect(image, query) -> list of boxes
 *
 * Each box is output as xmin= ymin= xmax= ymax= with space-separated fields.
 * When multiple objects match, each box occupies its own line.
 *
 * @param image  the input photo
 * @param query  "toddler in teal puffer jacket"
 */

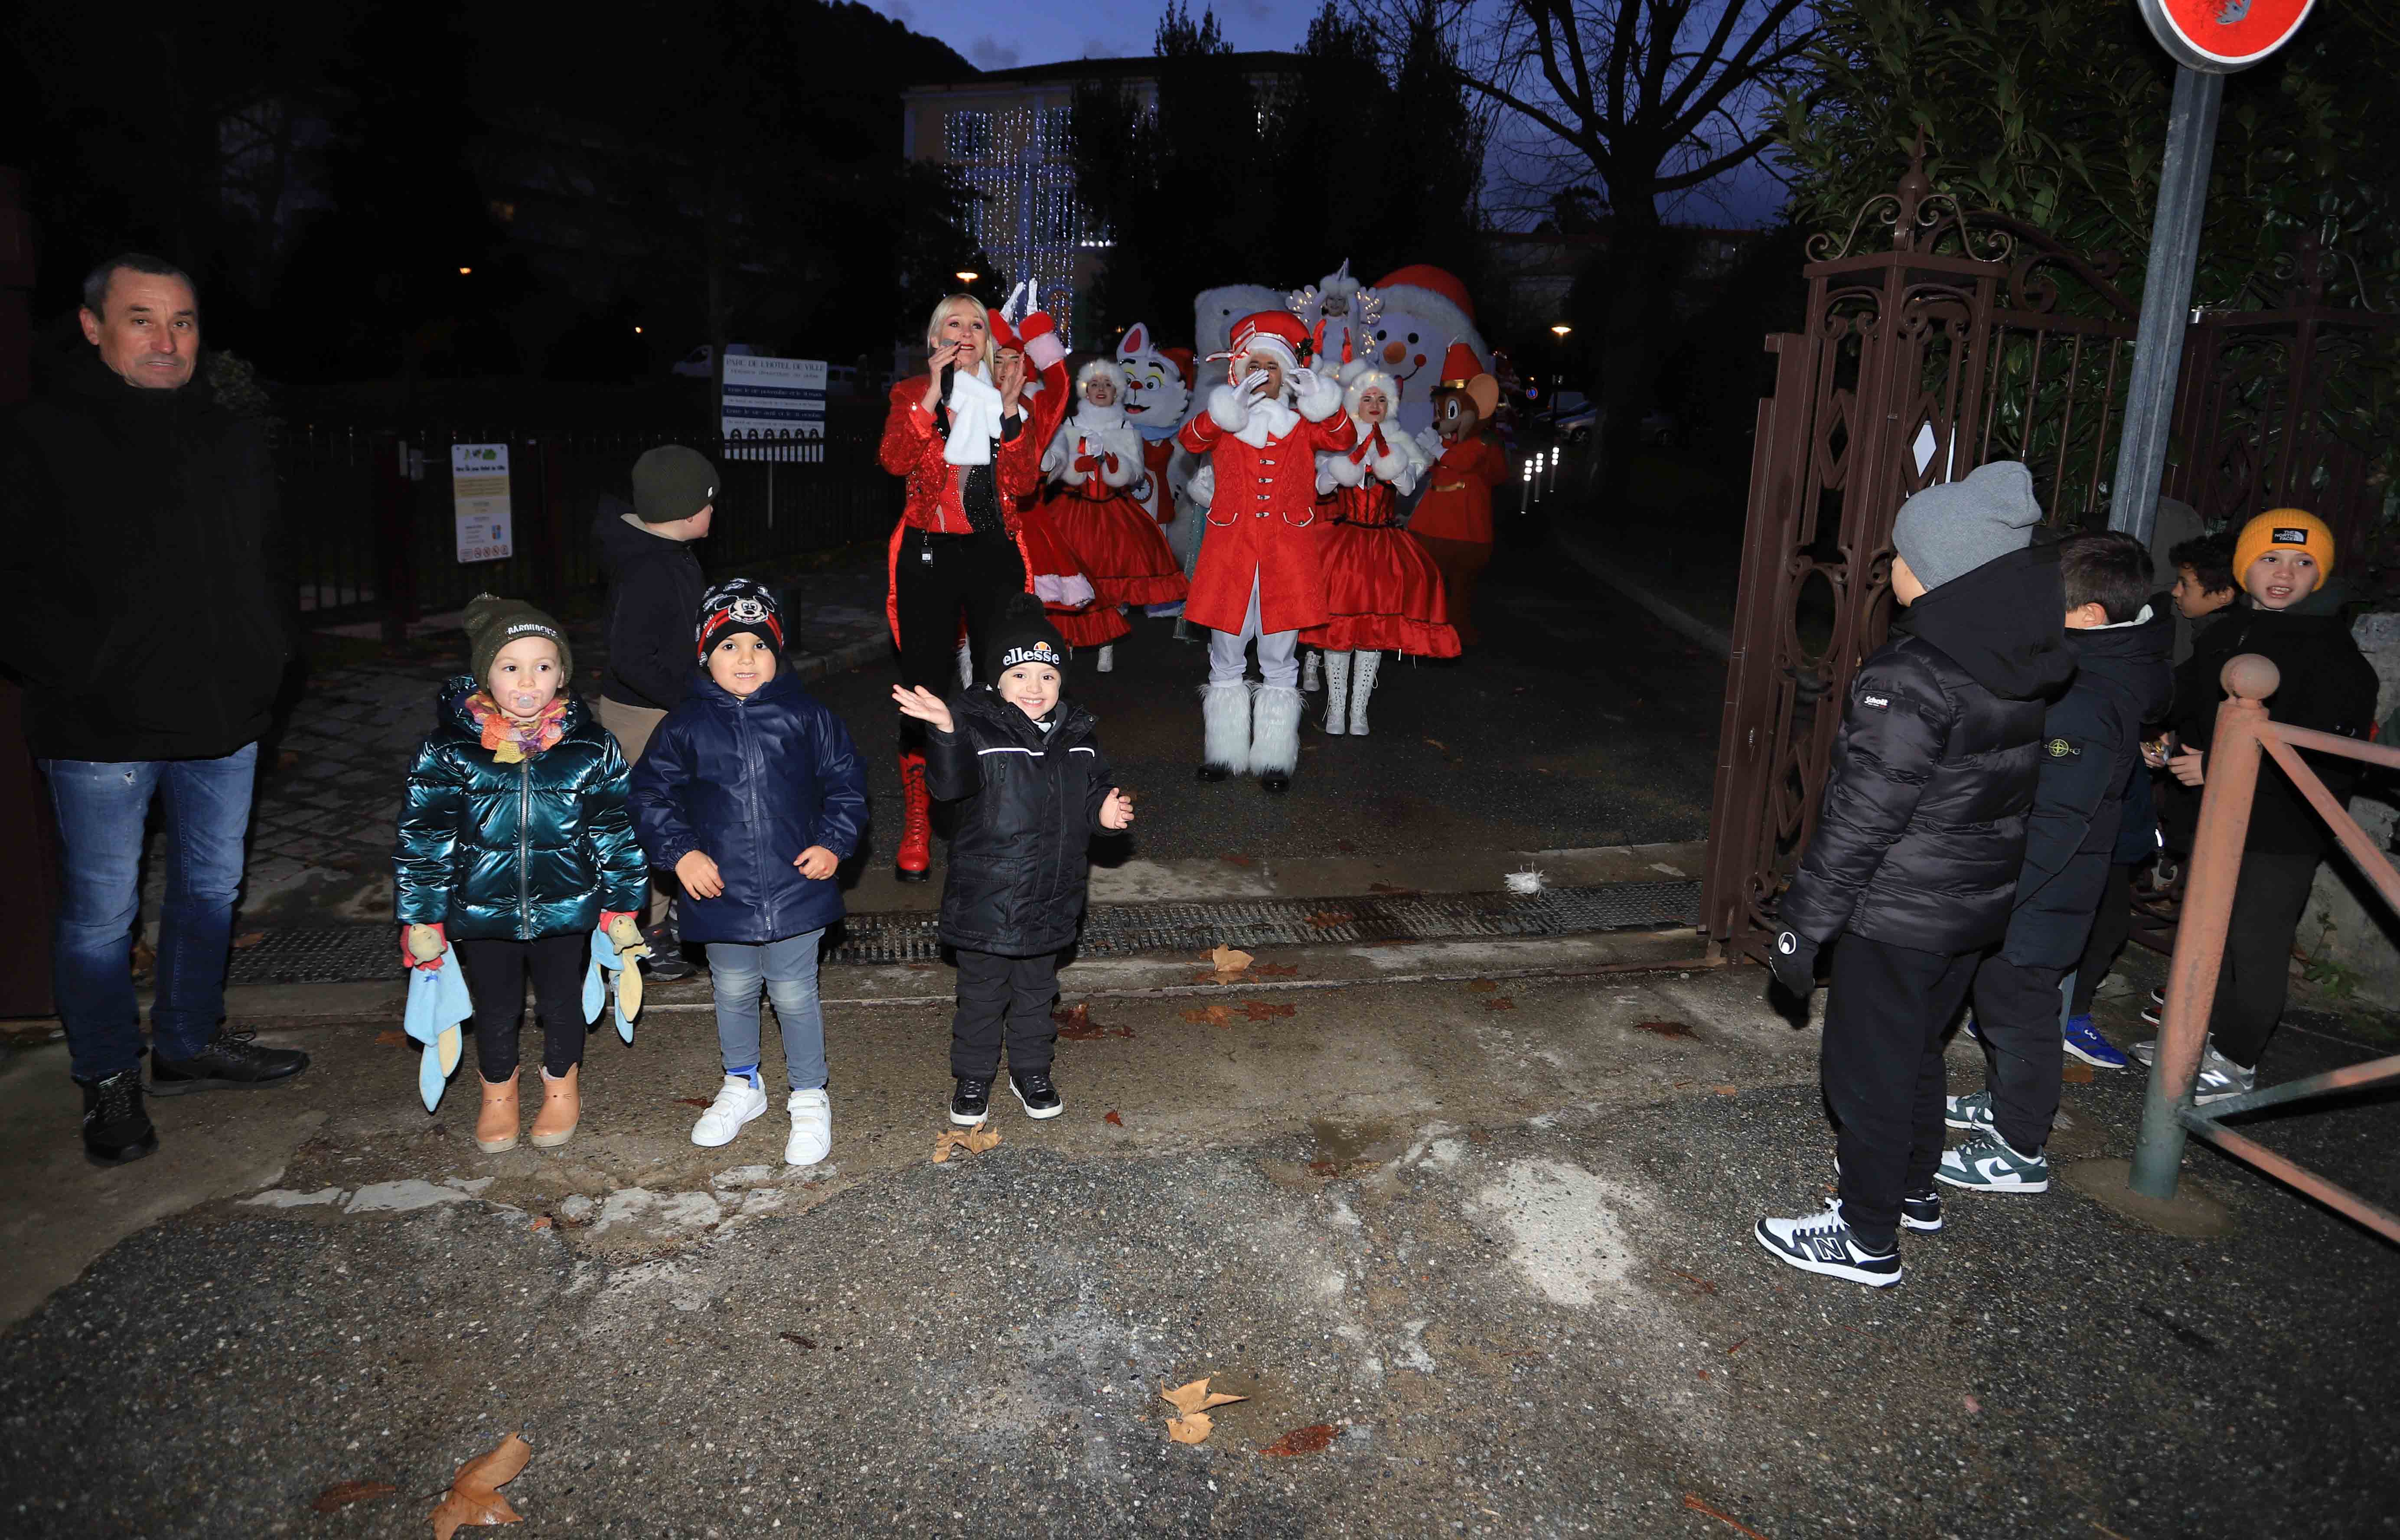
xmin=392 ymin=596 xmax=649 ymax=1153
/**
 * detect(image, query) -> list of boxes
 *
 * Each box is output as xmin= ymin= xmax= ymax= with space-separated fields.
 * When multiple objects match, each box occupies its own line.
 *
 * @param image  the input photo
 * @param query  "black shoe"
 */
xmin=1008 ymin=1067 xmax=1063 ymax=1120
xmin=149 ymin=1029 xmax=310 ymax=1095
xmin=80 ymin=1069 xmax=158 ymax=1166
xmin=1196 ymin=762 xmax=1232 ymax=783
xmin=1901 ymin=1188 xmax=1943 ymax=1233
xmin=1259 ymin=771 xmax=1291 ymax=794
xmin=951 ymin=1076 xmax=993 ymax=1125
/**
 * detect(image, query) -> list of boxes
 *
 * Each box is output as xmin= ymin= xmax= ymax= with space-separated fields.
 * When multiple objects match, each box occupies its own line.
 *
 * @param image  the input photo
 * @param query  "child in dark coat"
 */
xmin=893 ymin=594 xmax=1135 ymax=1124
xmin=630 ymin=581 xmax=867 ymax=1166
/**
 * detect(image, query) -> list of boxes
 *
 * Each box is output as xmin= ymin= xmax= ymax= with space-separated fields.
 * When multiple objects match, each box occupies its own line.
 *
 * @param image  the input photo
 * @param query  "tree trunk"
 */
xmin=1593 ymin=199 xmax=1667 ymax=512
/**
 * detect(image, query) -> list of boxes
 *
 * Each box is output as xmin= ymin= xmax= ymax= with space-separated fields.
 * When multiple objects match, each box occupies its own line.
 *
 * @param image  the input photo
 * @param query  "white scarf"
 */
xmin=942 ymin=363 xmax=1005 ymax=467
xmin=1233 ymin=390 xmax=1299 ymax=450
xmin=1070 ymin=396 xmax=1126 ymax=435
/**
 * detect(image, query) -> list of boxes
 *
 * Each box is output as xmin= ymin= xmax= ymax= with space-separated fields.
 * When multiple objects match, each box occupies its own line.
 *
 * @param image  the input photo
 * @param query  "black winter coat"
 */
xmin=1780 ymin=543 xmax=2076 ymax=954
xmin=925 ymin=686 xmax=1114 ymax=956
xmin=595 ymin=502 xmax=707 ymax=712
xmin=1999 ymin=604 xmax=2174 ymax=967
xmin=2168 ymin=592 xmax=2380 ymax=856
xmin=627 ymin=672 xmax=868 ymax=944
xmin=0 ymin=352 xmax=294 ymax=760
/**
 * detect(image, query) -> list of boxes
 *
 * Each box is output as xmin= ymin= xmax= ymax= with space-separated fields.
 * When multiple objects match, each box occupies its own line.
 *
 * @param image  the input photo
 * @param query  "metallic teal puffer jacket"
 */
xmin=392 ymin=678 xmax=648 ymax=940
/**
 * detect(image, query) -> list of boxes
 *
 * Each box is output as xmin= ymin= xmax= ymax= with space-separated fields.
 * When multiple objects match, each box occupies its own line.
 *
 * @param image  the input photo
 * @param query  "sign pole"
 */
xmin=2107 ymin=63 xmax=2222 ymax=549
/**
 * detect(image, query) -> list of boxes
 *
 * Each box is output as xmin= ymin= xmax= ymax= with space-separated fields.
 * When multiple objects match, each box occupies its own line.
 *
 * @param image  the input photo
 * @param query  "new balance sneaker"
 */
xmin=951 ymin=1076 xmax=993 ymax=1125
xmin=1901 ymin=1189 xmax=1945 ymax=1233
xmin=1943 ymin=1089 xmax=1996 ymax=1135
xmin=1008 ymin=1067 xmax=1063 ymax=1120
xmin=2061 ymin=1013 xmax=2130 ymax=1069
xmin=2192 ymin=1046 xmax=2257 ymax=1105
xmin=1754 ymin=1200 xmax=1902 ymax=1287
xmin=1937 ymin=1131 xmax=2051 ymax=1192
xmin=149 ymin=1029 xmax=309 ymax=1094
xmin=785 ymin=1087 xmax=832 ymax=1166
xmin=79 ymin=1068 xmax=158 ymax=1167
xmin=691 ymin=1073 xmax=769 ymax=1147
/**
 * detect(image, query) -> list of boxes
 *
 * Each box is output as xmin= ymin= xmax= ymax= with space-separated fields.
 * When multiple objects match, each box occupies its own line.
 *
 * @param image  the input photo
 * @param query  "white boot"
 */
xmin=1096 ymin=643 xmax=1115 ymax=673
xmin=785 ymin=1087 xmax=832 ymax=1166
xmin=1321 ymin=650 xmax=1352 ymax=735
xmin=954 ymin=637 xmax=974 ymax=689
xmin=1199 ymin=681 xmax=1251 ymax=779
xmin=1349 ymin=650 xmax=1381 ymax=735
xmin=1301 ymin=649 xmax=1322 ymax=692
xmin=1250 ymin=685 xmax=1303 ymax=790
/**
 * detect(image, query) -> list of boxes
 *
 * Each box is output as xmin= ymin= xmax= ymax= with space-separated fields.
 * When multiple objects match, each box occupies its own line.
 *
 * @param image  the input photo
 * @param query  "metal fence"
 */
xmin=283 ymin=399 xmax=899 ymax=629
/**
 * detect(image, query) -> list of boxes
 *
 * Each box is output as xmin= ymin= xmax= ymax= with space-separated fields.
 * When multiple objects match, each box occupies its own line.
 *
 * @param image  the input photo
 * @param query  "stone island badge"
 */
xmin=2046 ymin=737 xmax=2081 ymax=759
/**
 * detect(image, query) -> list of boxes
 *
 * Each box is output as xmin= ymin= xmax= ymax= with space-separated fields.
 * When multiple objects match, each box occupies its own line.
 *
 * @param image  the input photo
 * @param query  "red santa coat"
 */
xmin=1177 ymin=396 xmax=1353 ymax=634
xmin=1135 ymin=438 xmax=1176 ymax=524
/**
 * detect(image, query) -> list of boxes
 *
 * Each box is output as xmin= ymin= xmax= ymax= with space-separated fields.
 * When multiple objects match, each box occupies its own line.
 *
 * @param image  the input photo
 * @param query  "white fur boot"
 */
xmin=1301 ymin=649 xmax=1321 ymax=692
xmin=1199 ymin=681 xmax=1251 ymax=781
xmin=1349 ymin=650 xmax=1381 ymax=736
xmin=1321 ymin=650 xmax=1352 ymax=735
xmin=1250 ymin=685 xmax=1303 ymax=791
xmin=1097 ymin=643 xmax=1115 ymax=673
xmin=954 ymin=636 xmax=974 ymax=689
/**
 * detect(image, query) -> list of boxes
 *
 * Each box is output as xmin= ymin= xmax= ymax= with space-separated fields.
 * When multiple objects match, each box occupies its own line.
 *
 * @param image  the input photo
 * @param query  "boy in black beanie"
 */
xmin=893 ymin=594 xmax=1135 ymax=1123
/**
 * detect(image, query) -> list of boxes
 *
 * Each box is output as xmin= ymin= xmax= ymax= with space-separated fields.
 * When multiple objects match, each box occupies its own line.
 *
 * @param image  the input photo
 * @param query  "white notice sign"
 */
xmin=721 ymin=356 xmax=828 ymax=457
xmin=451 ymin=443 xmax=513 ymax=563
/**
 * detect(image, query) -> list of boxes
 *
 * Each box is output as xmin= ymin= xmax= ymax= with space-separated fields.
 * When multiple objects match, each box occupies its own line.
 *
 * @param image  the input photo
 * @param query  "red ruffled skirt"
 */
xmin=1015 ymin=506 xmax=1126 ymax=646
xmin=1045 ymin=490 xmax=1189 ymax=608
xmin=1303 ymin=522 xmax=1461 ymax=657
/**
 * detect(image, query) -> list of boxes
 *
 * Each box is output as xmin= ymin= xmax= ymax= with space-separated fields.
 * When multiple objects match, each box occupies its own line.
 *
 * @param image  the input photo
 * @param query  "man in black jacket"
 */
xmin=1940 ymin=532 xmax=2172 ymax=1194
xmin=1757 ymin=461 xmax=2074 ymax=1287
xmin=0 ymin=254 xmax=309 ymax=1166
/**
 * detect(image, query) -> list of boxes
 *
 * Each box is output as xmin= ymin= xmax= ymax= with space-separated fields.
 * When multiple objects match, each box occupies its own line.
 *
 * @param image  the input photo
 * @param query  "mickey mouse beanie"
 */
xmin=1890 ymin=460 xmax=2044 ymax=592
xmin=695 ymin=578 xmax=785 ymax=661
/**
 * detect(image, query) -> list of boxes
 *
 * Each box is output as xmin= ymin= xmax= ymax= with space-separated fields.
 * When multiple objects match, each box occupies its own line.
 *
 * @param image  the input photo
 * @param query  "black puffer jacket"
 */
xmin=1780 ymin=543 xmax=2076 ymax=953
xmin=2167 ymin=590 xmax=2380 ymax=855
xmin=925 ymin=686 xmax=1115 ymax=957
xmin=594 ymin=501 xmax=707 ymax=712
xmin=1999 ymin=602 xmax=2174 ymax=967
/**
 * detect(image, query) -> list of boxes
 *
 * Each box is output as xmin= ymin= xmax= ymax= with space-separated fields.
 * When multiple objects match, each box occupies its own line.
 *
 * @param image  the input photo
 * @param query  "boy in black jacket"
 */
xmin=1758 ymin=461 xmax=2074 ymax=1287
xmin=594 ymin=444 xmax=717 ymax=978
xmin=893 ymin=596 xmax=1135 ymax=1124
xmin=1941 ymin=532 xmax=2171 ymax=1194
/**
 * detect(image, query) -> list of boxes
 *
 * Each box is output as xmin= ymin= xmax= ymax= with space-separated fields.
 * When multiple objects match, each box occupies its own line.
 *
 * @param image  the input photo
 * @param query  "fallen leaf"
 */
xmin=780 ymin=1332 xmax=817 ymax=1350
xmin=1667 ymin=1267 xmax=1718 ymax=1296
xmin=430 ymin=1432 xmax=531 ymax=1539
xmin=932 ymin=1120 xmax=1002 ymax=1164
xmin=1260 ymin=1423 xmax=1338 ymax=1457
xmin=1306 ymin=911 xmax=1353 ymax=928
xmin=1167 ymin=1412 xmax=1215 ymax=1444
xmin=1682 ymin=1492 xmax=1772 ymax=1540
xmin=1104 ymin=1110 xmax=1124 ymax=1127
xmin=231 ymin=931 xmax=266 ymax=950
xmin=2061 ymin=1060 xmax=2095 ymax=1084
xmin=1207 ymin=944 xmax=1253 ymax=982
xmin=1220 ymin=853 xmax=1257 ymax=867
xmin=1054 ymin=1003 xmax=1135 ymax=1042
xmin=374 ymin=1028 xmax=408 ymax=1047
xmin=1466 ymin=979 xmax=1498 ymax=992
xmin=1631 ymin=1020 xmax=1696 ymax=1039
xmin=1963 ymin=1393 xmax=1981 ymax=1414
xmin=1161 ymin=1377 xmax=1249 ymax=1415
xmin=1697 ymin=1368 xmax=1711 ymax=1380
xmin=1180 ymin=1004 xmax=1232 ymax=1028
xmin=1725 ymin=1340 xmax=1746 ymax=1356
xmin=311 ymin=1479 xmax=397 ymax=1513
xmin=1423 ymin=737 xmax=1447 ymax=750
xmin=675 ymin=1096 xmax=712 ymax=1107
xmin=530 ymin=1216 xmax=552 ymax=1231
xmin=1485 ymin=998 xmax=1516 ymax=1011
xmin=1711 ymin=1084 xmax=1738 ymax=1096
xmin=1241 ymin=1001 xmax=1295 ymax=1020
xmin=1252 ymin=962 xmax=1300 ymax=977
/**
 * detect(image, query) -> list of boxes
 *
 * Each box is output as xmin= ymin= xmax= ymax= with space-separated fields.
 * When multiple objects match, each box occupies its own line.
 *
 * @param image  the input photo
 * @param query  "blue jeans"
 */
xmin=705 ymin=930 xmax=827 ymax=1090
xmin=41 ymin=744 xmax=259 ymax=1080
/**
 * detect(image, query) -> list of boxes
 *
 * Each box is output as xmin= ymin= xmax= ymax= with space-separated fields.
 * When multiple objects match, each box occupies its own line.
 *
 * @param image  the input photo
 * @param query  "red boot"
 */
xmin=896 ymin=750 xmax=933 ymax=882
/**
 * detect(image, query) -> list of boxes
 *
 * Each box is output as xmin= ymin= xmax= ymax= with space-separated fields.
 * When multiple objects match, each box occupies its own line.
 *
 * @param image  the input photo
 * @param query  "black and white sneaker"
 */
xmin=1901 ymin=1188 xmax=1944 ymax=1233
xmin=1755 ymin=1200 xmax=1902 ymax=1287
xmin=950 ymin=1076 xmax=993 ymax=1125
xmin=1008 ymin=1067 xmax=1063 ymax=1120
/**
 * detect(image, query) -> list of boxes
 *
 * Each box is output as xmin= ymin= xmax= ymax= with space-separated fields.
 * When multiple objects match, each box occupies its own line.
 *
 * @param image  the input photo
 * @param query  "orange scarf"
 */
xmin=465 ymin=692 xmax=566 ymax=764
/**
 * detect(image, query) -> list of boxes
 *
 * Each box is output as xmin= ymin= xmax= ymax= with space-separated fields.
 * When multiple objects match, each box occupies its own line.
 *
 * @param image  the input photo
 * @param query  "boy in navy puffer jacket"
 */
xmin=630 ymin=581 xmax=868 ymax=1165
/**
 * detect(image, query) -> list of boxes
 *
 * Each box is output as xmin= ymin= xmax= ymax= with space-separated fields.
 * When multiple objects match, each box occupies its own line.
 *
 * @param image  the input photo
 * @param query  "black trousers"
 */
xmin=950 ymin=947 xmax=1059 ymax=1080
xmin=2208 ymin=849 xmax=2320 ymax=1069
xmin=893 ymin=528 xmax=1025 ymax=748
xmin=2069 ymin=864 xmax=2136 ymax=1017
xmin=1822 ymin=933 xmax=1980 ymax=1249
xmin=454 ymin=933 xmax=589 ymax=1080
xmin=1971 ymin=953 xmax=2067 ymax=1153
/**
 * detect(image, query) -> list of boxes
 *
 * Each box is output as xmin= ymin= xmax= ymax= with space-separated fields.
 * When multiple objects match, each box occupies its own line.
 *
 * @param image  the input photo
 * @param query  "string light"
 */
xmin=942 ymin=104 xmax=1085 ymax=346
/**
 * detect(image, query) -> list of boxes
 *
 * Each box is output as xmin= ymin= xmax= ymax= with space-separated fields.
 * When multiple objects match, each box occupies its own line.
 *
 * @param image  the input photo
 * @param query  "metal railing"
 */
xmin=2129 ymin=652 xmax=2400 ymax=1240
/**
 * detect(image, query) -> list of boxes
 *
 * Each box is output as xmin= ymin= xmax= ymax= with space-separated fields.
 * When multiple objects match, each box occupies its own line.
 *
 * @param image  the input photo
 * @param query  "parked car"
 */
xmin=671 ymin=343 xmax=757 ymax=378
xmin=1639 ymin=408 xmax=1679 ymax=446
xmin=1548 ymin=392 xmax=1598 ymax=443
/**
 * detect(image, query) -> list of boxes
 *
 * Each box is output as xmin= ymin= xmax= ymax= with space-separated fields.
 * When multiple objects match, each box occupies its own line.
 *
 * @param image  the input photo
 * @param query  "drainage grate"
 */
xmin=225 ymin=881 xmax=1700 ymax=984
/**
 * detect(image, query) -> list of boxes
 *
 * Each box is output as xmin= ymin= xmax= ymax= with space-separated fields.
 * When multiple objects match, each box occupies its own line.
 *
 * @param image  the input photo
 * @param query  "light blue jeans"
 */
xmin=705 ymin=929 xmax=827 ymax=1090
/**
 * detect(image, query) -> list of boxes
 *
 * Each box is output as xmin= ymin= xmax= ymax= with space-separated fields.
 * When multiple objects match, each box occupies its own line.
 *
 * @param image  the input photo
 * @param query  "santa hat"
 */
xmin=1212 ymin=310 xmax=1313 ymax=373
xmin=1432 ymin=341 xmax=1500 ymax=421
xmin=998 ymin=281 xmax=1066 ymax=372
xmin=1076 ymin=357 xmax=1128 ymax=398
xmin=1157 ymin=346 xmax=1194 ymax=385
xmin=1343 ymin=365 xmax=1401 ymax=419
xmin=1373 ymin=264 xmax=1476 ymax=322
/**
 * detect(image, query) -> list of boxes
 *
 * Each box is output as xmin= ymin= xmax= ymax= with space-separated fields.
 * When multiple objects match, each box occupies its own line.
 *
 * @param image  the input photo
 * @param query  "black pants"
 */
xmin=1971 ymin=953 xmax=2067 ymax=1153
xmin=950 ymin=947 xmax=1059 ymax=1080
xmin=1822 ymin=933 xmax=1980 ymax=1250
xmin=894 ymin=528 xmax=1025 ymax=747
xmin=454 ymin=933 xmax=589 ymax=1080
xmin=2208 ymin=849 xmax=2320 ymax=1069
xmin=2069 ymin=864 xmax=2136 ymax=1017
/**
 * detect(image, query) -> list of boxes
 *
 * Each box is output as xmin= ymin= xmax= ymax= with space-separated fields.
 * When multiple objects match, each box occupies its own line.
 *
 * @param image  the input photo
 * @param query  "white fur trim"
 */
xmin=1207 ymin=384 xmax=1250 ymax=434
xmin=1248 ymin=685 xmax=1303 ymax=776
xmin=1292 ymin=367 xmax=1343 ymax=423
xmin=1318 ymin=450 xmax=1364 ymax=490
xmin=1077 ymin=358 xmax=1128 ymax=398
xmin=1200 ymin=681 xmax=1251 ymax=770
xmin=1233 ymin=393 xmax=1298 ymax=448
xmin=1186 ymin=462 xmax=1215 ymax=508
xmin=1030 ymin=572 xmax=1095 ymax=609
xmin=1343 ymin=366 xmax=1400 ymax=420
xmin=1040 ymin=419 xmax=1075 ymax=479
xmin=1024 ymin=328 xmax=1066 ymax=372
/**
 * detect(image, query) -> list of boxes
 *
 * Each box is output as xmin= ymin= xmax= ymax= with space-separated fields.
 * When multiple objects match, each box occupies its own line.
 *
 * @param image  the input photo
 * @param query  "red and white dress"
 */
xmin=1041 ymin=379 xmax=1188 ymax=625
xmin=1305 ymin=421 xmax=1458 ymax=658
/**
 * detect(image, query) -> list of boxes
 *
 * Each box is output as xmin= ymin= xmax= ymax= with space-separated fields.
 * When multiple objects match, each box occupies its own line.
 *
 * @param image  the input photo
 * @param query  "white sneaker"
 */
xmin=1096 ymin=644 xmax=1115 ymax=674
xmin=786 ymin=1087 xmax=832 ymax=1166
xmin=691 ymin=1073 xmax=768 ymax=1147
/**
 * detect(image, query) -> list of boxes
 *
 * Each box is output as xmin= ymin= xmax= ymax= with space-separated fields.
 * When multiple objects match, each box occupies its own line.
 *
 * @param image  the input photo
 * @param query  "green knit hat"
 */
xmin=464 ymin=594 xmax=574 ymax=686
xmin=632 ymin=444 xmax=719 ymax=525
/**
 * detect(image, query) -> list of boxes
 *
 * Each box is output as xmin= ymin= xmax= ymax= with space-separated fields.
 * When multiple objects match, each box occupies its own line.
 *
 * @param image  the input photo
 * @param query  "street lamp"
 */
xmin=1547 ymin=325 xmax=1572 ymax=431
xmin=457 ymin=266 xmax=473 ymax=276
xmin=1550 ymin=324 xmax=1570 ymax=338
xmin=955 ymin=270 xmax=980 ymax=284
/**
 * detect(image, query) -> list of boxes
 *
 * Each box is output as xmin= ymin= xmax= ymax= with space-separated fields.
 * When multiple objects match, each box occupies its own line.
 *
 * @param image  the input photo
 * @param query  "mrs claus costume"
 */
xmin=1039 ymin=358 xmax=1189 ymax=666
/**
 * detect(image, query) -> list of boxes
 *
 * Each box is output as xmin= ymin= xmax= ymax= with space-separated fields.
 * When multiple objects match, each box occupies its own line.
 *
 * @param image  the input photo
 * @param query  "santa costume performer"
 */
xmin=876 ymin=290 xmax=1071 ymax=883
xmin=1305 ymin=362 xmax=1458 ymax=735
xmin=1039 ymin=358 xmax=1189 ymax=670
xmin=1176 ymin=310 xmax=1353 ymax=792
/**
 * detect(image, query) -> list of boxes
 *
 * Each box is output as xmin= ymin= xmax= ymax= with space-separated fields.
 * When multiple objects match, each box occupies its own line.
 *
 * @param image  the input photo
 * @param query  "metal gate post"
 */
xmin=2129 ymin=655 xmax=2277 ymax=1198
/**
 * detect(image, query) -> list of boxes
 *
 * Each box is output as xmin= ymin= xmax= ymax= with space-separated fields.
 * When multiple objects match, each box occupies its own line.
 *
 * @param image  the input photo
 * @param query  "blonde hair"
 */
xmin=924 ymin=294 xmax=996 ymax=372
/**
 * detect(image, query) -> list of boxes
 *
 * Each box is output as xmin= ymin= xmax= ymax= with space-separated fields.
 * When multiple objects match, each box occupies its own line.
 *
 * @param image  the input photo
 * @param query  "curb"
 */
xmin=1552 ymin=525 xmax=1733 ymax=659
xmin=784 ymin=631 xmax=892 ymax=683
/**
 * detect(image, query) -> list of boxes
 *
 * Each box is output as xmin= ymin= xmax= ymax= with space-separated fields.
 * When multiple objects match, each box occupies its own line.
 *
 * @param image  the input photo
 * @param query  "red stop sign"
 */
xmin=2138 ymin=0 xmax=2318 ymax=72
